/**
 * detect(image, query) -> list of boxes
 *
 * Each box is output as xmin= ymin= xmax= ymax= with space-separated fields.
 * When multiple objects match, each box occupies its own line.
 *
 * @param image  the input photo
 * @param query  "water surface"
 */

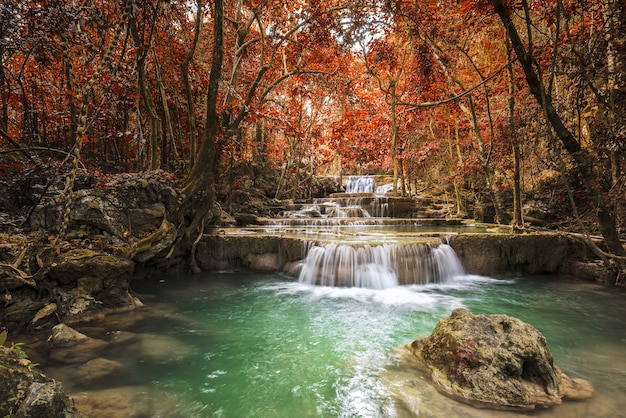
xmin=42 ymin=273 xmax=626 ymax=418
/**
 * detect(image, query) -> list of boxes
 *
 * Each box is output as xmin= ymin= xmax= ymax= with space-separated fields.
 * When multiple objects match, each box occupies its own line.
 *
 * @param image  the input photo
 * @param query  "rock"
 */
xmin=13 ymin=381 xmax=82 ymax=418
xmin=110 ymin=332 xmax=196 ymax=364
xmin=48 ymin=250 xmax=135 ymax=316
xmin=131 ymin=219 xmax=177 ymax=263
xmin=49 ymin=250 xmax=134 ymax=285
xmin=282 ymin=260 xmax=303 ymax=278
xmin=405 ymin=308 xmax=593 ymax=411
xmin=2 ymin=299 xmax=44 ymax=331
xmin=243 ymin=252 xmax=279 ymax=271
xmin=31 ymin=303 xmax=58 ymax=326
xmin=128 ymin=203 xmax=166 ymax=234
xmin=48 ymin=324 xmax=89 ymax=348
xmin=48 ymin=338 xmax=108 ymax=365
xmin=0 ymin=346 xmax=82 ymax=418
xmin=75 ymin=358 xmax=125 ymax=385
xmin=449 ymin=233 xmax=572 ymax=276
xmin=72 ymin=386 xmax=191 ymax=418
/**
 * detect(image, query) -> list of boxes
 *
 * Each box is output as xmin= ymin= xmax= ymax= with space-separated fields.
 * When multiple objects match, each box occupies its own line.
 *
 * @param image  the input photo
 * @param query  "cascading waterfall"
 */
xmin=270 ymin=175 xmax=466 ymax=288
xmin=297 ymin=241 xmax=464 ymax=289
xmin=344 ymin=176 xmax=377 ymax=193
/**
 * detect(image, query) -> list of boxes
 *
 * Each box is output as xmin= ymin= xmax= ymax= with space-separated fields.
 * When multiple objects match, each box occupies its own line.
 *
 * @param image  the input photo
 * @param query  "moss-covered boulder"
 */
xmin=405 ymin=308 xmax=593 ymax=411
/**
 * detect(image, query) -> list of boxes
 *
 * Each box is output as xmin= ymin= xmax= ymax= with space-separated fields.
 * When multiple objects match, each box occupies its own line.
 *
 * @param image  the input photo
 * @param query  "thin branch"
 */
xmin=397 ymin=59 xmax=515 ymax=109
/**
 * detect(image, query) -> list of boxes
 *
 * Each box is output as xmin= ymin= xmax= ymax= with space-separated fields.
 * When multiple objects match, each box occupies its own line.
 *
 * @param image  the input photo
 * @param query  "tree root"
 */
xmin=127 ymin=217 xmax=177 ymax=261
xmin=565 ymin=231 xmax=626 ymax=285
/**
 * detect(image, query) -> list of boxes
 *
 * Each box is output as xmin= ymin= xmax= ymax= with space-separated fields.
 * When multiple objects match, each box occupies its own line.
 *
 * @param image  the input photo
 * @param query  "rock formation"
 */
xmin=0 ymin=345 xmax=82 ymax=417
xmin=405 ymin=308 xmax=593 ymax=411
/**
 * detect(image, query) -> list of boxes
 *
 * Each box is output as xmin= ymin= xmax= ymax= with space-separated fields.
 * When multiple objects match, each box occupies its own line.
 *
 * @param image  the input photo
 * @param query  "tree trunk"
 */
xmin=506 ymin=32 xmax=524 ymax=230
xmin=153 ymin=47 xmax=178 ymax=169
xmin=129 ymin=19 xmax=162 ymax=170
xmin=181 ymin=0 xmax=202 ymax=171
xmin=182 ymin=0 xmax=224 ymax=224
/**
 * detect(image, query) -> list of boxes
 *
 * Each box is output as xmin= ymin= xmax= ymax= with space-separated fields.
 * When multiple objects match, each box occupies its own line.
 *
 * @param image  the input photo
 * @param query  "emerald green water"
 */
xmin=46 ymin=273 xmax=626 ymax=417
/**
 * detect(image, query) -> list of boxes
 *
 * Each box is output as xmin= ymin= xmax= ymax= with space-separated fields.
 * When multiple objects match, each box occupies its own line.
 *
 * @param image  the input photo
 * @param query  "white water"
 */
xmin=298 ymin=242 xmax=464 ymax=288
xmin=345 ymin=176 xmax=377 ymax=193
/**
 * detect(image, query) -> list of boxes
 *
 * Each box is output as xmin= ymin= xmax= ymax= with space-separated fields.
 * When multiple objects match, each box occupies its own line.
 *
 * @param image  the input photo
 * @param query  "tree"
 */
xmin=489 ymin=0 xmax=626 ymax=279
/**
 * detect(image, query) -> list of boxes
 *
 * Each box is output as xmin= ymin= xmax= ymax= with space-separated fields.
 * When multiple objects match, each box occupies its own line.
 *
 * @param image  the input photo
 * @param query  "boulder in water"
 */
xmin=404 ymin=308 xmax=593 ymax=411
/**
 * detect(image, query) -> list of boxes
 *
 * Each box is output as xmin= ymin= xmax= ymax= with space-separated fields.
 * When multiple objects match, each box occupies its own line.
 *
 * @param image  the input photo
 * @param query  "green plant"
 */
xmin=4 ymin=393 xmax=25 ymax=418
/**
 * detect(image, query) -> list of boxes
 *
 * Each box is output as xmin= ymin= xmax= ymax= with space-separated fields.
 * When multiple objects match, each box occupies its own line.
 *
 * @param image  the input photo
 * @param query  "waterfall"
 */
xmin=345 ymin=176 xmax=377 ymax=194
xmin=297 ymin=242 xmax=464 ymax=289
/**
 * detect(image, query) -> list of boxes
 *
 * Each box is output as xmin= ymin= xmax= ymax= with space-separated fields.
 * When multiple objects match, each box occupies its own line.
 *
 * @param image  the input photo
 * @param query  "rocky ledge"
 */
xmin=0 ymin=344 xmax=82 ymax=417
xmin=404 ymin=308 xmax=593 ymax=411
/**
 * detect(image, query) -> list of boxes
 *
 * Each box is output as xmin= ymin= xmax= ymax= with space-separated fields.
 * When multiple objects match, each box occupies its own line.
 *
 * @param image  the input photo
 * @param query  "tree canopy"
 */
xmin=1 ymin=0 xmax=624 ymax=272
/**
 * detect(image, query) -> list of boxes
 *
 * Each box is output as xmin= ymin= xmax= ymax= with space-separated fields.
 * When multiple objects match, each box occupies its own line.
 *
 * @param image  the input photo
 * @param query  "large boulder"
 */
xmin=48 ymin=249 xmax=135 ymax=317
xmin=405 ymin=308 xmax=593 ymax=411
xmin=0 ymin=346 xmax=82 ymax=417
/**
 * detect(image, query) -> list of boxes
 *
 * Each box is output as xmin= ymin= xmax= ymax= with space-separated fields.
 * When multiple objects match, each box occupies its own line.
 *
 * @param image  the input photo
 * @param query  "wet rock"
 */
xmin=243 ymin=252 xmax=279 ymax=271
xmin=48 ymin=338 xmax=108 ymax=365
xmin=282 ymin=260 xmax=303 ymax=278
xmin=449 ymin=233 xmax=572 ymax=276
xmin=405 ymin=308 xmax=593 ymax=411
xmin=48 ymin=324 xmax=89 ymax=348
xmin=75 ymin=358 xmax=125 ymax=385
xmin=48 ymin=250 xmax=135 ymax=317
xmin=110 ymin=332 xmax=196 ymax=364
xmin=72 ymin=386 xmax=193 ymax=418
xmin=0 ymin=346 xmax=82 ymax=418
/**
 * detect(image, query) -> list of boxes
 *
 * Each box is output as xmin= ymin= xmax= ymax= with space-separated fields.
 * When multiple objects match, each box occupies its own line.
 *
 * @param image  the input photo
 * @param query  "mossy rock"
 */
xmin=405 ymin=308 xmax=593 ymax=411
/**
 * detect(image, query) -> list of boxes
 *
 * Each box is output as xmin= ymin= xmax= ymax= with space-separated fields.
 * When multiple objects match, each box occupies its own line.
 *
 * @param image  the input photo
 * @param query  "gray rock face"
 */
xmin=405 ymin=308 xmax=593 ymax=411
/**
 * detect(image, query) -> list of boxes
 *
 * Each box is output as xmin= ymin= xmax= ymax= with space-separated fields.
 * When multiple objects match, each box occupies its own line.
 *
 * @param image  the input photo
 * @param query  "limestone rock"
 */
xmin=48 ymin=250 xmax=134 ymax=285
xmin=48 ymin=250 xmax=135 ymax=313
xmin=111 ymin=332 xmax=196 ymax=364
xmin=75 ymin=358 xmax=125 ymax=385
xmin=405 ymin=308 xmax=593 ymax=411
xmin=48 ymin=338 xmax=108 ymax=365
xmin=0 ymin=346 xmax=82 ymax=418
xmin=243 ymin=252 xmax=279 ymax=271
xmin=48 ymin=324 xmax=89 ymax=348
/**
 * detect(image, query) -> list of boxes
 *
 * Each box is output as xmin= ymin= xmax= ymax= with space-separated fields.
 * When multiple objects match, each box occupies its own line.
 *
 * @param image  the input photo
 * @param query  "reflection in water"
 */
xmin=31 ymin=273 xmax=626 ymax=418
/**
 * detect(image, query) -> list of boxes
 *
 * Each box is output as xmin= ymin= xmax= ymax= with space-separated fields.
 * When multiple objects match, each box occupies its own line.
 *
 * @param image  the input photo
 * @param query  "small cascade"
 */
xmin=345 ymin=176 xmax=377 ymax=194
xmin=375 ymin=183 xmax=395 ymax=195
xmin=297 ymin=242 xmax=464 ymax=289
xmin=258 ymin=174 xmax=466 ymax=288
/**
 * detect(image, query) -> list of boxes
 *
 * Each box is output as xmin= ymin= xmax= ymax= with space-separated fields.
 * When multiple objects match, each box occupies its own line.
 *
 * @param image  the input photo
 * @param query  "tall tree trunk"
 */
xmin=182 ymin=0 xmax=224 ymax=225
xmin=492 ymin=0 xmax=626 ymax=276
xmin=390 ymin=82 xmax=403 ymax=195
xmin=153 ymin=47 xmax=178 ymax=168
xmin=181 ymin=0 xmax=202 ymax=171
xmin=601 ymin=0 xmax=624 ymax=187
xmin=129 ymin=17 xmax=162 ymax=170
xmin=506 ymin=32 xmax=524 ymax=230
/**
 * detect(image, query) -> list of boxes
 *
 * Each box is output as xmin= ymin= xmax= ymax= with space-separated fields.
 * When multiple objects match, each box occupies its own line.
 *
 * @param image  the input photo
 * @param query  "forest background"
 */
xmin=1 ymin=0 xmax=624 ymax=277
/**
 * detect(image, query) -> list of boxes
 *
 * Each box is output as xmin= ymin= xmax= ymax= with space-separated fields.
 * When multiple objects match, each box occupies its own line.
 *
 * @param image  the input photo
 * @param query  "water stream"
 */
xmin=31 ymin=176 xmax=626 ymax=417
xmin=44 ymin=273 xmax=626 ymax=418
